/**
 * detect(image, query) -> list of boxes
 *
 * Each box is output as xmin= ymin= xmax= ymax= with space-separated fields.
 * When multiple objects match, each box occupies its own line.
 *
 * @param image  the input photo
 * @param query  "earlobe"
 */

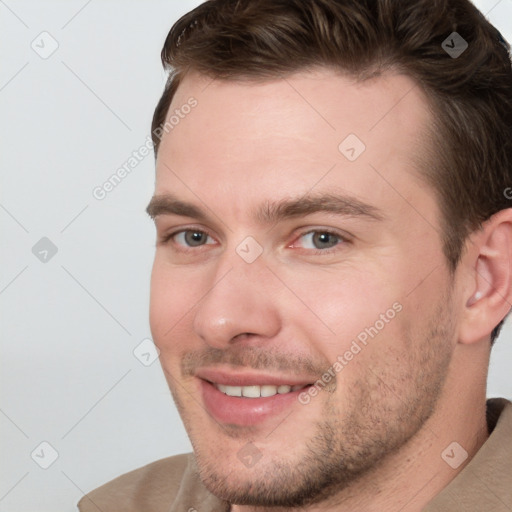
xmin=459 ymin=209 xmax=512 ymax=345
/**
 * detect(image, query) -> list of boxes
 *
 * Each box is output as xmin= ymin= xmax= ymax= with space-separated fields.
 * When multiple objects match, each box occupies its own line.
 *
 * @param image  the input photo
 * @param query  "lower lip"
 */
xmin=200 ymin=380 xmax=309 ymax=426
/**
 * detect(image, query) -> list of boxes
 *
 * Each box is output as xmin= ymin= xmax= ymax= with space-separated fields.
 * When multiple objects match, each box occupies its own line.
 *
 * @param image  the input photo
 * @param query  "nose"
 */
xmin=192 ymin=254 xmax=281 ymax=349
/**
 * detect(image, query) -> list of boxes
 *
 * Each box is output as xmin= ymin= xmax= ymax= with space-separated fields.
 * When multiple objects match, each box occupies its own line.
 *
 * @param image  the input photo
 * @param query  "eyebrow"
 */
xmin=145 ymin=192 xmax=384 ymax=225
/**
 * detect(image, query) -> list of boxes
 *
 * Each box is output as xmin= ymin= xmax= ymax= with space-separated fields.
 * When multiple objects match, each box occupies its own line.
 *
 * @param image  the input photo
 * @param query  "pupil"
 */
xmin=314 ymin=232 xmax=337 ymax=249
xmin=187 ymin=231 xmax=205 ymax=246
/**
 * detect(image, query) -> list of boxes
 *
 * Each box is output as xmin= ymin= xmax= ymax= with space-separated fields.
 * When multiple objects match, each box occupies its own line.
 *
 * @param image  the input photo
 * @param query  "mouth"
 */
xmin=196 ymin=368 xmax=315 ymax=426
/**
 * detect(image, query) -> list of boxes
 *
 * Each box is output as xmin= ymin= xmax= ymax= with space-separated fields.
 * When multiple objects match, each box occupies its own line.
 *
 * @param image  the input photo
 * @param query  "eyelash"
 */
xmin=159 ymin=227 xmax=349 ymax=256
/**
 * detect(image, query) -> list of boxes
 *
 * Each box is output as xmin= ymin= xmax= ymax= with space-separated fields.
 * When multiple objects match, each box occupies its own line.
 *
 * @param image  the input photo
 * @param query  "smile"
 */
xmin=196 ymin=368 xmax=316 ymax=425
xmin=213 ymin=383 xmax=308 ymax=398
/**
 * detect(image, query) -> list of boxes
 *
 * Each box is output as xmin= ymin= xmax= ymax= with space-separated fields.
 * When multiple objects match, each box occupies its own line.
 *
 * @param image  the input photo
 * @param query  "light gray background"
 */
xmin=1 ymin=1 xmax=511 ymax=511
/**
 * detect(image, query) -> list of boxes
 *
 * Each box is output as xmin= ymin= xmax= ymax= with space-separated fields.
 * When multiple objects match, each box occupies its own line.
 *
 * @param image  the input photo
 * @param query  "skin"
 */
xmin=147 ymin=68 xmax=512 ymax=511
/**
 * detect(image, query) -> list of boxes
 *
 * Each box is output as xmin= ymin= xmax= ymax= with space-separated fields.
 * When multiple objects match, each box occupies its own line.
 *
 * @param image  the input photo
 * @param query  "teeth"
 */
xmin=223 ymin=385 xmax=242 ymax=397
xmin=261 ymin=385 xmax=278 ymax=397
xmin=215 ymin=383 xmax=306 ymax=398
xmin=242 ymin=386 xmax=261 ymax=398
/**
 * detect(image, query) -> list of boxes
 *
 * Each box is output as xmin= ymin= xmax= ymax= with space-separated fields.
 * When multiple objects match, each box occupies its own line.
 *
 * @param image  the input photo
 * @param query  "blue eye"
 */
xmin=169 ymin=229 xmax=215 ymax=247
xmin=298 ymin=231 xmax=342 ymax=250
xmin=288 ymin=228 xmax=350 ymax=256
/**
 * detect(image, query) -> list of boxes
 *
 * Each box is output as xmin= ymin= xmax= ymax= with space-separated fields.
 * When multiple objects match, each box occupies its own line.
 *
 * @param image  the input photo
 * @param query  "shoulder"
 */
xmin=424 ymin=398 xmax=512 ymax=511
xmin=78 ymin=453 xmax=193 ymax=512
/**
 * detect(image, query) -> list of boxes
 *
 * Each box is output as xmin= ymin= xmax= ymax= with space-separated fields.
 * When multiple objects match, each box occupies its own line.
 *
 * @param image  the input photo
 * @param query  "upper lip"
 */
xmin=196 ymin=367 xmax=314 ymax=387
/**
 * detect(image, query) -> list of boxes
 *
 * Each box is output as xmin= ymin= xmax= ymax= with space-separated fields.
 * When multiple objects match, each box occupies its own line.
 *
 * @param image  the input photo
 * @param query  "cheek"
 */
xmin=149 ymin=258 xmax=204 ymax=352
xmin=284 ymin=264 xmax=404 ymax=355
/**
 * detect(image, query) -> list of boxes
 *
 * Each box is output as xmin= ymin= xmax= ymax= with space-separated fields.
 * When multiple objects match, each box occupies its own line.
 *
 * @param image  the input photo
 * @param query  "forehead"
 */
xmin=162 ymin=68 xmax=430 ymax=151
xmin=155 ymin=68 xmax=437 ymax=228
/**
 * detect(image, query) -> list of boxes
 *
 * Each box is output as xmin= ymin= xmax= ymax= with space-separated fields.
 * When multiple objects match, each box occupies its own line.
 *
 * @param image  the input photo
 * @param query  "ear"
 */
xmin=459 ymin=209 xmax=512 ymax=345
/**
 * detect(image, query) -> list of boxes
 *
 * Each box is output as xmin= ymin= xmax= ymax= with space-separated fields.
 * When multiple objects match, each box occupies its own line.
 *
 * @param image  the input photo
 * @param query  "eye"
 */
xmin=292 ymin=230 xmax=347 ymax=253
xmin=164 ymin=229 xmax=216 ymax=248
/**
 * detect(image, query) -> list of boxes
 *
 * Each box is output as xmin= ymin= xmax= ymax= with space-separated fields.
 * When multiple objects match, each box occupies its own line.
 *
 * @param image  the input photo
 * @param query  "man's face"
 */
xmin=148 ymin=69 xmax=459 ymax=506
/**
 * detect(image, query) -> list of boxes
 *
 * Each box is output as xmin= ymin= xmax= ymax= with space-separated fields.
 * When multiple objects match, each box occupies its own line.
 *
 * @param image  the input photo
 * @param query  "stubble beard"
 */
xmin=169 ymin=298 xmax=455 ymax=508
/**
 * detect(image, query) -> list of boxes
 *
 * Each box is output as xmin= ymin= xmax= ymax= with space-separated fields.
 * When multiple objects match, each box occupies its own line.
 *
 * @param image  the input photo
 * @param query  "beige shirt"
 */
xmin=78 ymin=398 xmax=512 ymax=511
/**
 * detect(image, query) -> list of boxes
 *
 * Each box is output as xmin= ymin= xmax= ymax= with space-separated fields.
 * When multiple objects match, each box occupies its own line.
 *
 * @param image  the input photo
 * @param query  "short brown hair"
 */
xmin=151 ymin=0 xmax=512 ymax=343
